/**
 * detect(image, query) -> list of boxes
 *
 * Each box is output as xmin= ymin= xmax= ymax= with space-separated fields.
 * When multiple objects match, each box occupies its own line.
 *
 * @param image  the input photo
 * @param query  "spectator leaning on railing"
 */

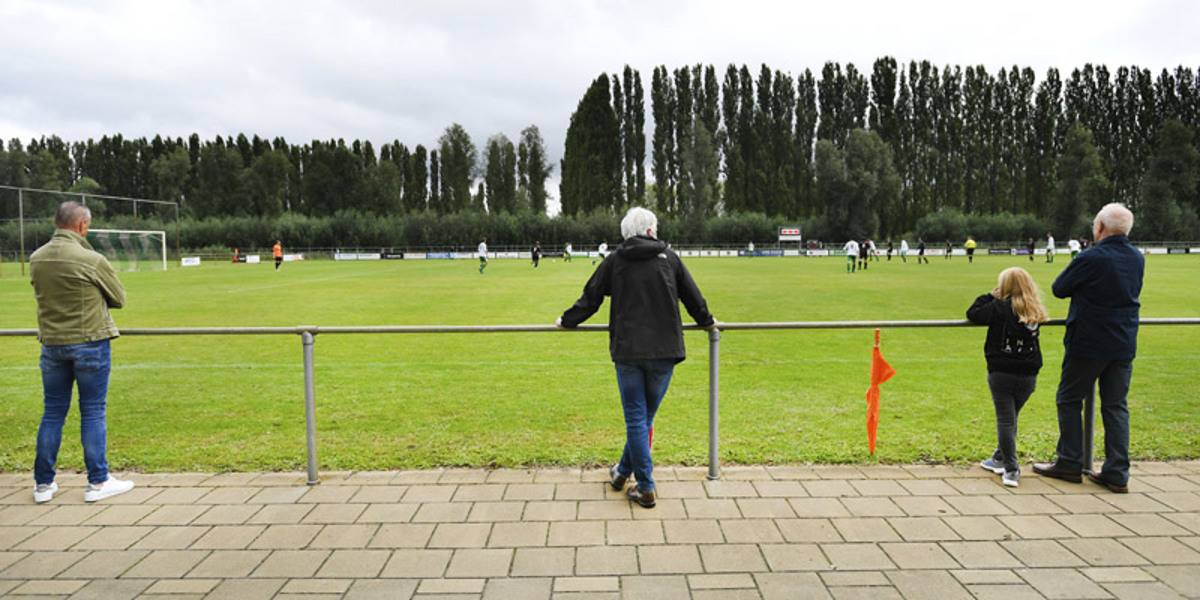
xmin=557 ymin=207 xmax=717 ymax=509
xmin=1034 ymin=203 xmax=1144 ymax=493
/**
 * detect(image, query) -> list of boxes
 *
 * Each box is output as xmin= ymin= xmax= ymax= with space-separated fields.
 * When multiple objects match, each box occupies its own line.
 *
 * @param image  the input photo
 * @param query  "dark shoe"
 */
xmin=1032 ymin=461 xmax=1082 ymax=483
xmin=627 ymin=485 xmax=656 ymax=508
xmin=1086 ymin=472 xmax=1129 ymax=494
xmin=609 ymin=465 xmax=628 ymax=491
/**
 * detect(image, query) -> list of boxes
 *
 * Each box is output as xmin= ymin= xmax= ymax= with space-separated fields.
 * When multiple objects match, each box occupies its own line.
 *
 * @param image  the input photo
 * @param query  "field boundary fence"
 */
xmin=3 ymin=318 xmax=1198 ymax=484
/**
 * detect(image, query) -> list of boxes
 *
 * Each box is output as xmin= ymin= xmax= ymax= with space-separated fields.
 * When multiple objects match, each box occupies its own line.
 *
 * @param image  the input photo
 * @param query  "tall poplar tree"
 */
xmin=560 ymin=74 xmax=620 ymax=215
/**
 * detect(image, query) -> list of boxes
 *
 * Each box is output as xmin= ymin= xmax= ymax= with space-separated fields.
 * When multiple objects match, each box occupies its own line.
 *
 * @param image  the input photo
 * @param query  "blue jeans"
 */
xmin=987 ymin=372 xmax=1037 ymax=473
xmin=1054 ymin=356 xmax=1133 ymax=485
xmin=614 ymin=360 xmax=675 ymax=492
xmin=36 ymin=340 xmax=112 ymax=485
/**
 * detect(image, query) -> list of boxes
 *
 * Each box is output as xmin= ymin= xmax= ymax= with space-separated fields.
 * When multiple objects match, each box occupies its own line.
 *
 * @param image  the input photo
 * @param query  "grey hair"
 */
xmin=620 ymin=207 xmax=658 ymax=240
xmin=55 ymin=201 xmax=91 ymax=228
xmin=1095 ymin=203 xmax=1134 ymax=235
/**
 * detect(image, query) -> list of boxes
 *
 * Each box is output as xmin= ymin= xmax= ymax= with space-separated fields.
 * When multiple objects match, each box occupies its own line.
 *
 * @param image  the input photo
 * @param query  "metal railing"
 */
xmin=4 ymin=318 xmax=1198 ymax=484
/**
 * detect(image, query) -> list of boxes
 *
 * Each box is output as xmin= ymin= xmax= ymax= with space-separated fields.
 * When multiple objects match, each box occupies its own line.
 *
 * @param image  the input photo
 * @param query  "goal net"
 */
xmin=87 ymin=229 xmax=168 ymax=271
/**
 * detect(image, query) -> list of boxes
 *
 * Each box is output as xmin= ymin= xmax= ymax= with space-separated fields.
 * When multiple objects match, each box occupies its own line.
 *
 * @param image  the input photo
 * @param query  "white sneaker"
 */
xmin=33 ymin=482 xmax=58 ymax=503
xmin=1002 ymin=470 xmax=1020 ymax=488
xmin=83 ymin=477 xmax=134 ymax=502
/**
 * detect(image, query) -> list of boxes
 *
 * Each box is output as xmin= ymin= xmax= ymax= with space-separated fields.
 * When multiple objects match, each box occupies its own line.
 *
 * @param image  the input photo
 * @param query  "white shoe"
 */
xmin=33 ymin=482 xmax=58 ymax=503
xmin=1002 ymin=470 xmax=1020 ymax=488
xmin=84 ymin=477 xmax=134 ymax=502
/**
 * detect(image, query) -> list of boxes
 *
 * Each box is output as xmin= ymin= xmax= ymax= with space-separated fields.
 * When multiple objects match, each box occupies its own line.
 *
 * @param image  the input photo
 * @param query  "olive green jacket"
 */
xmin=29 ymin=229 xmax=125 ymax=345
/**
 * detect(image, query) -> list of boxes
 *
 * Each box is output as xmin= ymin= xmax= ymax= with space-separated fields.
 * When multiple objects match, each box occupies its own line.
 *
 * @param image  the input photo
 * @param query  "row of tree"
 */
xmin=2 ymin=59 xmax=1199 ymax=241
xmin=561 ymin=61 xmax=1199 ymax=238
xmin=0 ymin=125 xmax=553 ymax=221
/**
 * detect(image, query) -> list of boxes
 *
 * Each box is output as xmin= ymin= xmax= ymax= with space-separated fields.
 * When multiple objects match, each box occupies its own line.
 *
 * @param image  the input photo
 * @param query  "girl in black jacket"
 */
xmin=966 ymin=267 xmax=1049 ymax=487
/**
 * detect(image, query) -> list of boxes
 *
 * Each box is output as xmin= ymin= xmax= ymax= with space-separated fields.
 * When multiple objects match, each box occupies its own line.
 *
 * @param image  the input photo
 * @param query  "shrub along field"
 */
xmin=0 ymin=252 xmax=1196 ymax=473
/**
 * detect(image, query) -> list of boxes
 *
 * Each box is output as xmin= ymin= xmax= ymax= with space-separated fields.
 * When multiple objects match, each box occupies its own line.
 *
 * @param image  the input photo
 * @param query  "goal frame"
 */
xmin=88 ymin=228 xmax=168 ymax=271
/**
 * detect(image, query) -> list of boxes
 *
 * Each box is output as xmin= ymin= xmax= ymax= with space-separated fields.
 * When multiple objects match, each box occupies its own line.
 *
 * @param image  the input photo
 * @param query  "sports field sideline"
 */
xmin=0 ymin=254 xmax=1196 ymax=473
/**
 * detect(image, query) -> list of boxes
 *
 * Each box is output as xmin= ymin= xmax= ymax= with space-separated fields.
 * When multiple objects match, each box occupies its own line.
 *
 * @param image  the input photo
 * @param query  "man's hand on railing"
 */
xmin=555 ymin=317 xmax=564 ymax=330
xmin=705 ymin=319 xmax=722 ymax=332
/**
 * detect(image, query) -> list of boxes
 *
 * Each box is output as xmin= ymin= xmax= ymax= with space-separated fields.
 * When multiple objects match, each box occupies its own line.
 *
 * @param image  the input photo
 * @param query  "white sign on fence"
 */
xmin=246 ymin=255 xmax=261 ymax=264
xmin=181 ymin=256 xmax=201 ymax=267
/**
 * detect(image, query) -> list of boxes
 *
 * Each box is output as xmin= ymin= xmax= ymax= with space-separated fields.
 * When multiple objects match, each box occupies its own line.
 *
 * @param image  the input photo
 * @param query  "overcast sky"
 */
xmin=2 ymin=0 xmax=1197 ymax=208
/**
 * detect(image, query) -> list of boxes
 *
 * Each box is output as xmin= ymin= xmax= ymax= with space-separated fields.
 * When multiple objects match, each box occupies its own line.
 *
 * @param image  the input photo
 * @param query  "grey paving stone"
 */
xmin=510 ymin=547 xmax=575 ymax=577
xmin=831 ymin=517 xmax=902 ymax=542
xmin=316 ymin=549 xmax=391 ymax=578
xmin=483 ymin=576 xmax=553 ymax=600
xmin=760 ymin=543 xmax=830 ymax=571
xmin=379 ymin=548 xmax=452 ymax=578
xmin=879 ymin=542 xmax=959 ymax=569
xmin=1144 ymin=565 xmax=1200 ymax=597
xmin=788 ymin=497 xmax=852 ymax=518
xmin=465 ymin=502 xmax=524 ymax=523
xmin=523 ymin=501 xmax=578 ymax=521
xmin=58 ymin=548 xmax=148 ymax=578
xmin=606 ymin=520 xmax=665 ymax=545
xmin=121 ymin=549 xmax=208 ymax=578
xmin=734 ymin=498 xmax=796 ymax=518
xmin=1017 ymin=567 xmax=1112 ymax=599
xmin=488 ymin=521 xmax=548 ymax=547
xmin=1062 ymin=537 xmax=1152 ymax=566
xmin=1080 ymin=566 xmax=1156 ymax=583
xmin=64 ymin=578 xmax=151 ymax=600
xmin=756 ymin=572 xmax=832 ymax=599
xmin=697 ymin=543 xmax=768 ymax=573
xmin=204 ymin=578 xmax=286 ymax=600
xmin=1001 ymin=540 xmax=1088 ymax=567
xmin=245 ymin=503 xmax=314 ymax=524
xmin=574 ymin=546 xmax=639 ymax=576
xmin=72 ymin=525 xmax=154 ymax=550
xmin=1101 ymin=581 xmax=1188 ymax=600
xmin=402 ymin=485 xmax=458 ymax=503
xmin=775 ymin=518 xmax=842 ymax=543
xmin=942 ymin=515 xmax=1014 ymax=540
xmin=309 ymin=523 xmax=379 ymax=549
xmin=820 ymin=543 xmax=896 ymax=571
xmin=637 ymin=544 xmax=703 ymax=574
xmin=547 ymin=521 xmax=605 ymax=547
xmin=13 ymin=525 xmax=98 ymax=550
xmin=618 ymin=575 xmax=690 ymax=600
xmin=191 ymin=504 xmax=262 ymax=525
xmin=344 ymin=578 xmax=419 ymax=600
xmin=841 ymin=497 xmax=905 ymax=517
xmin=804 ymin=480 xmax=859 ymax=498
xmin=965 ymin=583 xmax=1046 ymax=600
xmin=938 ymin=541 xmax=1022 ymax=569
xmin=887 ymin=517 xmax=961 ymax=541
xmin=358 ymin=503 xmax=419 ymax=523
xmin=368 ymin=523 xmax=435 ymax=548
xmin=718 ymin=518 xmax=782 ymax=544
xmin=187 ymin=549 xmax=270 ymax=578
xmin=445 ymin=548 xmax=513 ymax=577
xmin=887 ymin=570 xmax=972 ymax=599
xmin=1109 ymin=513 xmax=1192 ymax=536
xmin=0 ymin=550 xmax=85 ymax=578
xmin=998 ymin=514 xmax=1078 ymax=539
xmin=190 ymin=524 xmax=266 ymax=549
xmin=248 ymin=524 xmax=322 ymax=549
xmin=250 ymin=549 xmax=331 ymax=578
xmin=428 ymin=523 xmax=491 ymax=548
xmin=1119 ymin=536 xmax=1200 ymax=564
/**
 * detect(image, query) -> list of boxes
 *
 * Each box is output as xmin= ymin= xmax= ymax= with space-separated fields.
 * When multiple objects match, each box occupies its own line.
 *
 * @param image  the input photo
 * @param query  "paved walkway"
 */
xmin=1 ymin=463 xmax=1198 ymax=599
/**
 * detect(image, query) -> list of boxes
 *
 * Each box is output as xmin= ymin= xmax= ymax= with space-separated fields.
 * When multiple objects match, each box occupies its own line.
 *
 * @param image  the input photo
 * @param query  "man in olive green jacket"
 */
xmin=29 ymin=201 xmax=135 ymax=503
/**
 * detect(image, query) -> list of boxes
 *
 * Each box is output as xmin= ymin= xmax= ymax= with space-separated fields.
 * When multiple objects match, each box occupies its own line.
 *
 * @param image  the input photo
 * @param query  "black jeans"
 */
xmin=1054 ymin=356 xmax=1133 ymax=485
xmin=988 ymin=371 xmax=1037 ymax=473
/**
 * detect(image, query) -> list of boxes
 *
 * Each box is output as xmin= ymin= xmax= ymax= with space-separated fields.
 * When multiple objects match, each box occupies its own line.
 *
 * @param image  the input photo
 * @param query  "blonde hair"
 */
xmin=997 ymin=267 xmax=1049 ymax=324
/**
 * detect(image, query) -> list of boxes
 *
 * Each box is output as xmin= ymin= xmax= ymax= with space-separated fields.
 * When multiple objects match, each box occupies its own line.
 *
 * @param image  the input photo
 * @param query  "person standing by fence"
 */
xmin=967 ymin=267 xmax=1048 ymax=488
xmin=1034 ymin=203 xmax=1143 ymax=493
xmin=557 ymin=207 xmax=717 ymax=509
xmin=478 ymin=238 xmax=489 ymax=274
xmin=29 ymin=201 xmax=135 ymax=503
xmin=273 ymin=240 xmax=283 ymax=271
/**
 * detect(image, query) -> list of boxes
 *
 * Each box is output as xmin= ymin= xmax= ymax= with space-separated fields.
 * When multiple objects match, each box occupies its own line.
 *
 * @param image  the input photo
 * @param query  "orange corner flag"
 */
xmin=866 ymin=329 xmax=896 ymax=454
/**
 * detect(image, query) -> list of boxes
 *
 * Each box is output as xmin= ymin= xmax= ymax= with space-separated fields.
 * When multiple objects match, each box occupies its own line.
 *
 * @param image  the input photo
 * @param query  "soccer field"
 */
xmin=0 ymin=254 xmax=1197 ymax=473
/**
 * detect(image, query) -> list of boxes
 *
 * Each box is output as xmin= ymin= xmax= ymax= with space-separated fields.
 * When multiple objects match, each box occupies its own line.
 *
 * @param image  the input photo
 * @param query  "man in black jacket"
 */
xmin=557 ymin=207 xmax=717 ymax=508
xmin=1034 ymin=203 xmax=1144 ymax=493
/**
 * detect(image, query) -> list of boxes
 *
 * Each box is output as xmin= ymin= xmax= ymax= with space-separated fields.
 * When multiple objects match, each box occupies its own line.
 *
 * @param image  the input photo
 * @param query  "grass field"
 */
xmin=1 ymin=253 xmax=1197 ymax=473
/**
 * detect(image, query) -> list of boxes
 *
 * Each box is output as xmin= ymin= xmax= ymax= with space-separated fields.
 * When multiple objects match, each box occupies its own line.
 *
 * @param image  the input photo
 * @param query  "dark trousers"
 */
xmin=1054 ymin=356 xmax=1133 ymax=484
xmin=987 ymin=372 xmax=1037 ymax=473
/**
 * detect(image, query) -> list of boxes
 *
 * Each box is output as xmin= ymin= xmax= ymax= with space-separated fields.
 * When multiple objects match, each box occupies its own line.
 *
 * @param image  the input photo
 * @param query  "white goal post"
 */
xmin=87 ymin=228 xmax=168 ymax=271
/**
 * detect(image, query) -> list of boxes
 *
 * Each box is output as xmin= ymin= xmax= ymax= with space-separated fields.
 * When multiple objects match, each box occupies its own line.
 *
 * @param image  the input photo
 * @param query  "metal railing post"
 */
xmin=1083 ymin=386 xmax=1096 ymax=474
xmin=707 ymin=327 xmax=721 ymax=480
xmin=301 ymin=330 xmax=319 ymax=485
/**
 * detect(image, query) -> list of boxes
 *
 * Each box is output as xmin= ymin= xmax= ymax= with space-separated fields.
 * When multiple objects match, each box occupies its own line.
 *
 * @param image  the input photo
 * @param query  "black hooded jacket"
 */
xmin=560 ymin=235 xmax=714 ymax=363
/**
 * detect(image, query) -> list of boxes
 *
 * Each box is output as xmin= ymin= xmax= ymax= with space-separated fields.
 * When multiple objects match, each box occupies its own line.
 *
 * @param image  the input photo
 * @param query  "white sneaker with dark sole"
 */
xmin=33 ymin=482 xmax=58 ymax=503
xmin=84 ymin=477 xmax=134 ymax=502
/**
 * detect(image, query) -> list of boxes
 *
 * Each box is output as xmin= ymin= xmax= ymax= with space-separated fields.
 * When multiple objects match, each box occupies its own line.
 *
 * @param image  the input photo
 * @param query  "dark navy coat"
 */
xmin=1051 ymin=235 xmax=1144 ymax=360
